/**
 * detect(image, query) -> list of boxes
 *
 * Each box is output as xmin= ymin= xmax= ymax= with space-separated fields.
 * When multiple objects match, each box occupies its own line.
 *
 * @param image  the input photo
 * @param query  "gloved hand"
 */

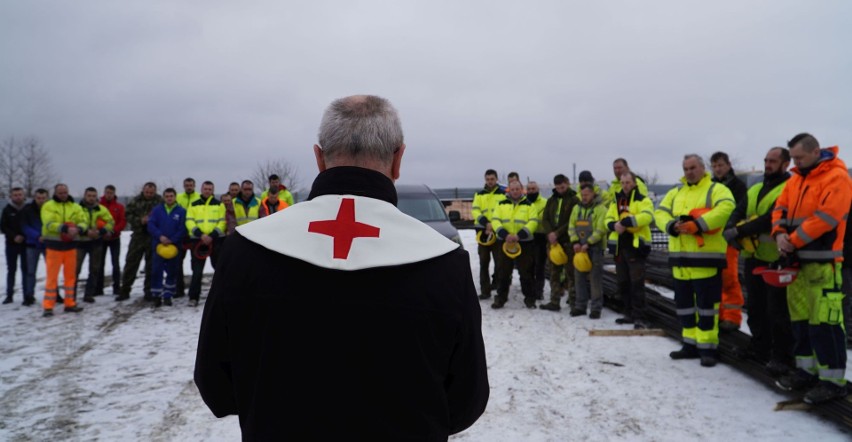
xmin=723 ymin=227 xmax=738 ymax=243
xmin=666 ymin=221 xmax=680 ymax=237
xmin=677 ymin=221 xmax=699 ymax=235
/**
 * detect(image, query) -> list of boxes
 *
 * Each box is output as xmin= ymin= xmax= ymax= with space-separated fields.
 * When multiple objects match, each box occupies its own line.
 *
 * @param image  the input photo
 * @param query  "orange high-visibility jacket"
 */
xmin=771 ymin=146 xmax=852 ymax=263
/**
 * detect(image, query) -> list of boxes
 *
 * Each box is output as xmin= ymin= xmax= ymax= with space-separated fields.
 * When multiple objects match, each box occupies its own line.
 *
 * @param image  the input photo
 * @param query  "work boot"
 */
xmin=189 ymin=299 xmax=199 ymax=307
xmin=765 ymin=359 xmax=792 ymax=377
xmin=163 ymin=298 xmax=173 ymax=306
xmin=569 ymin=309 xmax=585 ymax=317
xmin=615 ymin=316 xmax=635 ymax=325
xmin=153 ymin=297 xmax=162 ymax=308
xmin=539 ymin=302 xmax=561 ymax=312
xmin=524 ymin=298 xmax=537 ymax=309
xmin=22 ymin=297 xmax=34 ymax=306
xmin=803 ymin=382 xmax=848 ymax=405
xmin=3 ymin=296 xmax=13 ymax=304
xmin=776 ymin=370 xmax=819 ymax=392
xmin=115 ymin=294 xmax=129 ymax=301
xmin=700 ymin=356 xmax=718 ymax=367
xmin=83 ymin=296 xmax=95 ymax=303
xmin=589 ymin=311 xmax=601 ymax=319
xmin=491 ymin=299 xmax=505 ymax=309
xmin=719 ymin=320 xmax=740 ymax=332
xmin=478 ymin=293 xmax=492 ymax=300
xmin=669 ymin=345 xmax=700 ymax=360
xmin=43 ymin=309 xmax=53 ymax=317
xmin=64 ymin=305 xmax=84 ymax=313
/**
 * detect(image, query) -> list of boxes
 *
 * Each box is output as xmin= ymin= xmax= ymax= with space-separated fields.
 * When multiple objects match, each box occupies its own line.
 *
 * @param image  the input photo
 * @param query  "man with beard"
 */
xmin=725 ymin=147 xmax=794 ymax=376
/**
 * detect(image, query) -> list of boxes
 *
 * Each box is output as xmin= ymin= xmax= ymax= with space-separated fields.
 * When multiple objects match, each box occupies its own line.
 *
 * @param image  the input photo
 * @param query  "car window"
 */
xmin=397 ymin=195 xmax=448 ymax=222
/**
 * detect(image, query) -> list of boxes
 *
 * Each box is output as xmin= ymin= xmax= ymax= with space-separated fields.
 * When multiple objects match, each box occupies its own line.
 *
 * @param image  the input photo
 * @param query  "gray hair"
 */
xmin=683 ymin=153 xmax=705 ymax=167
xmin=317 ymin=95 xmax=404 ymax=167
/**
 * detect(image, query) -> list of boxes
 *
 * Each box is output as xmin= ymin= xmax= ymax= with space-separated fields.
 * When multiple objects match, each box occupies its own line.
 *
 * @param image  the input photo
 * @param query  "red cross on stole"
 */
xmin=308 ymin=198 xmax=380 ymax=259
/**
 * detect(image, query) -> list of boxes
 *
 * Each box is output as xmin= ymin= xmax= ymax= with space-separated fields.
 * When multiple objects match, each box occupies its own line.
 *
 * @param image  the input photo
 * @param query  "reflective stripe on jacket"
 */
xmin=654 ymin=172 xmax=735 ymax=280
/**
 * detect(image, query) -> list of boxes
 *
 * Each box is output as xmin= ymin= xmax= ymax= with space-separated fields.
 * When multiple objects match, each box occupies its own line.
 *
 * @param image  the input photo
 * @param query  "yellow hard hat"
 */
xmin=476 ymin=230 xmax=496 ymax=246
xmin=156 ymin=243 xmax=179 ymax=260
xmin=549 ymin=243 xmax=568 ymax=265
xmin=736 ymin=216 xmax=759 ymax=253
xmin=573 ymin=250 xmax=592 ymax=273
xmin=738 ymin=236 xmax=758 ymax=253
xmin=619 ymin=212 xmax=641 ymax=233
xmin=502 ymin=241 xmax=522 ymax=259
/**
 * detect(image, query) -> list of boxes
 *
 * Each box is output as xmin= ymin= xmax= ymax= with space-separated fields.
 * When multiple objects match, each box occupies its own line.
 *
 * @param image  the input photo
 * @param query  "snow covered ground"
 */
xmin=0 ymin=230 xmax=850 ymax=441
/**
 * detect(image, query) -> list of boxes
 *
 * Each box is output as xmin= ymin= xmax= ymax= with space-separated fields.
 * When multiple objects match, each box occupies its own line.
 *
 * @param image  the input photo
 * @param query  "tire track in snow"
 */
xmin=0 ymin=298 xmax=149 ymax=439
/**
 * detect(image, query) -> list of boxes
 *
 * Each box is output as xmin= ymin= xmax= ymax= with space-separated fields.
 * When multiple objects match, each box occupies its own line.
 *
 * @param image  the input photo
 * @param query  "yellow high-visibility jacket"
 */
xmin=654 ymin=172 xmax=735 ymax=280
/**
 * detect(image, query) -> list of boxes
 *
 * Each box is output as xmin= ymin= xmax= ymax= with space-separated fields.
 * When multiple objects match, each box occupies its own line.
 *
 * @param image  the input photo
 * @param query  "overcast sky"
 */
xmin=2 ymin=1 xmax=851 ymax=197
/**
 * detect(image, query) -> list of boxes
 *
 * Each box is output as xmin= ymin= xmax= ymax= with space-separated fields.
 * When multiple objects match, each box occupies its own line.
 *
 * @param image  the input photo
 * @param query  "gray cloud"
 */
xmin=2 ymin=1 xmax=851 ymax=197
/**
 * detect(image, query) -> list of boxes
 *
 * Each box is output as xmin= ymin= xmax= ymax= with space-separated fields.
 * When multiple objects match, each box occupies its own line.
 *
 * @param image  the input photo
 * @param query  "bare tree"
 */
xmin=641 ymin=169 xmax=660 ymax=185
xmin=0 ymin=137 xmax=22 ymax=197
xmin=251 ymin=158 xmax=300 ymax=194
xmin=17 ymin=137 xmax=56 ymax=196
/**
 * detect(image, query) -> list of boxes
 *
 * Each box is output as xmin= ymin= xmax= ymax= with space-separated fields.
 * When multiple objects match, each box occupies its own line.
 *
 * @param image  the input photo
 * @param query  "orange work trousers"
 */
xmin=44 ymin=248 xmax=77 ymax=310
xmin=719 ymin=245 xmax=744 ymax=325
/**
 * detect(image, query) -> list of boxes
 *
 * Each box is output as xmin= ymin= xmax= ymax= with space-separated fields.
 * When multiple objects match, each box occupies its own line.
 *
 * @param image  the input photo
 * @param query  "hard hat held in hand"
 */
xmin=549 ymin=243 xmax=568 ymax=265
xmin=60 ymin=222 xmax=76 ymax=242
xmin=687 ymin=208 xmax=720 ymax=234
xmin=502 ymin=241 xmax=522 ymax=259
xmin=476 ymin=230 xmax=496 ymax=246
xmin=156 ymin=243 xmax=179 ymax=260
xmin=573 ymin=250 xmax=592 ymax=273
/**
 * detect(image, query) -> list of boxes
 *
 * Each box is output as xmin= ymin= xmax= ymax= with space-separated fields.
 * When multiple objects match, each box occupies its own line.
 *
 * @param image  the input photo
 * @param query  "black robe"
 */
xmin=195 ymin=166 xmax=489 ymax=441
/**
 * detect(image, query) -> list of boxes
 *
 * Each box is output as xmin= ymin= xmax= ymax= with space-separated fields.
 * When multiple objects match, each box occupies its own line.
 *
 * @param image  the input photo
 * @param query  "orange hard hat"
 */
xmin=688 ymin=208 xmax=720 ymax=234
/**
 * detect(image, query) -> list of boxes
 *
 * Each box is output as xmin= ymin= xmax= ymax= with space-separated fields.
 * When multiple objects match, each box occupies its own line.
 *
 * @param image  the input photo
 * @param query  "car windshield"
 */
xmin=397 ymin=194 xmax=448 ymax=222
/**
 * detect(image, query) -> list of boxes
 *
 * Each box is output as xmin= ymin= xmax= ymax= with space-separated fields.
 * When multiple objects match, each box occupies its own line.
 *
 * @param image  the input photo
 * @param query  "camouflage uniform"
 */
xmin=541 ymin=187 xmax=579 ymax=306
xmin=119 ymin=192 xmax=163 ymax=298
